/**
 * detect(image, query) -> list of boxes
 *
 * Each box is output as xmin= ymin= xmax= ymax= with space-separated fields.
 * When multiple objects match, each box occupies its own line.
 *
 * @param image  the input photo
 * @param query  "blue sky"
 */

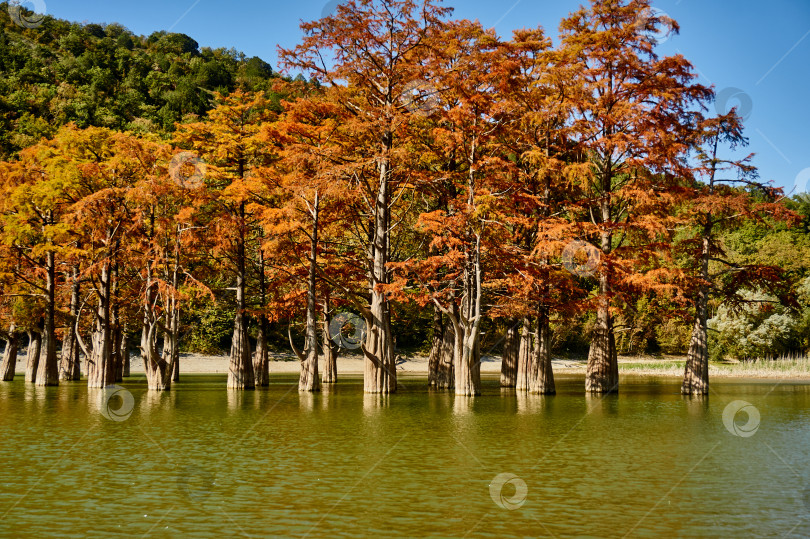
xmin=33 ymin=0 xmax=810 ymax=194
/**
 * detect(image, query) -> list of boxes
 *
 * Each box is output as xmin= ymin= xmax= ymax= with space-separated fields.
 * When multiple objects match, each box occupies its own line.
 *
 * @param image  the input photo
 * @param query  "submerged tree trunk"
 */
xmin=140 ymin=257 xmax=177 ymax=391
xmin=1 ymin=327 xmax=18 ymax=381
xmin=141 ymin=321 xmax=173 ymax=391
xmin=228 ymin=214 xmax=255 ymax=390
xmin=362 ymin=154 xmax=396 ymax=394
xmin=453 ymin=234 xmax=483 ymax=397
xmin=586 ymin=222 xmax=618 ymax=393
xmin=162 ymin=306 xmax=179 ymax=386
xmin=452 ymin=153 xmax=485 ymax=397
xmin=453 ymin=322 xmax=480 ymax=396
xmin=298 ymin=198 xmax=320 ymax=393
xmin=121 ymin=322 xmax=130 ymax=378
xmin=321 ymin=294 xmax=338 ymax=384
xmin=586 ymin=303 xmax=618 ymax=393
xmin=500 ymin=322 xmax=519 ymax=388
xmin=682 ymin=236 xmax=710 ymax=395
xmin=25 ymin=330 xmax=41 ymax=383
xmin=530 ymin=309 xmax=555 ymax=395
xmin=111 ymin=262 xmax=123 ymax=383
xmin=428 ymin=308 xmax=455 ymax=390
xmin=436 ymin=318 xmax=455 ymax=390
xmin=36 ymin=250 xmax=59 ymax=386
xmin=428 ymin=308 xmax=443 ymax=387
xmin=83 ymin=263 xmax=116 ymax=389
xmin=253 ymin=231 xmax=270 ymax=387
xmin=161 ymin=327 xmax=173 ymax=382
xmin=682 ymin=315 xmax=708 ymax=395
xmin=515 ymin=317 xmax=533 ymax=391
xmin=59 ymin=268 xmax=81 ymax=381
xmin=253 ymin=317 xmax=270 ymax=387
xmin=113 ymin=321 xmax=123 ymax=383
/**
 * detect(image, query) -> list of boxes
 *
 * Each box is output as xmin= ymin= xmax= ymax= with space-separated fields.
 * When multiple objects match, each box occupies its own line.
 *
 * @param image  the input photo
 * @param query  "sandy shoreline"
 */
xmin=10 ymin=352 xmax=810 ymax=380
xmin=125 ymin=352 xmax=599 ymax=375
xmin=9 ymin=351 xmax=585 ymax=375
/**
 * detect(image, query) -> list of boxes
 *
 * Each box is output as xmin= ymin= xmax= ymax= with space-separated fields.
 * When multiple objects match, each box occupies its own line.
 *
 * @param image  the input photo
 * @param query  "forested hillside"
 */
xmin=0 ymin=1 xmax=279 ymax=157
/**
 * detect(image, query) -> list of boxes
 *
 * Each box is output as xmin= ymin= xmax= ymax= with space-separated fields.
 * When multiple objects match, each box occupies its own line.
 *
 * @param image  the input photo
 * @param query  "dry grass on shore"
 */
xmin=617 ymin=353 xmax=810 ymax=379
xmin=12 ymin=349 xmax=810 ymax=380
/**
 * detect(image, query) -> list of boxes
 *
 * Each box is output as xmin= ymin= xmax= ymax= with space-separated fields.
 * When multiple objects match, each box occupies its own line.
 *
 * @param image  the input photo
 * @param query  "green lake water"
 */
xmin=1 ymin=374 xmax=809 ymax=537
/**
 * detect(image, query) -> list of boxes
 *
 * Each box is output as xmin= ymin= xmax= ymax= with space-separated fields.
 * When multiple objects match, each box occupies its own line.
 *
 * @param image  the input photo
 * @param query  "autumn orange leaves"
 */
xmin=0 ymin=0 xmax=788 ymax=397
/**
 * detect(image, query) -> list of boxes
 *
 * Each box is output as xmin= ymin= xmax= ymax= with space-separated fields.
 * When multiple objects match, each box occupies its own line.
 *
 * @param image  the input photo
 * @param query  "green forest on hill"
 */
xmin=0 ymin=1 xmax=281 ymax=155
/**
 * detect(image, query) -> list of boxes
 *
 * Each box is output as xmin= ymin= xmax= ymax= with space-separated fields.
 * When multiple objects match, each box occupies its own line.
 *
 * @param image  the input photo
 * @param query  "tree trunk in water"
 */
xmin=428 ymin=308 xmax=443 ymax=388
xmin=113 ymin=324 xmax=123 ymax=383
xmin=85 ymin=263 xmax=116 ymax=389
xmin=253 ymin=318 xmax=270 ymax=387
xmin=141 ymin=322 xmax=173 ymax=391
xmin=168 ymin=264 xmax=181 ymax=382
xmin=453 ymin=167 xmax=483 ymax=397
xmin=111 ymin=262 xmax=123 ymax=383
xmin=121 ymin=324 xmax=130 ymax=378
xmin=435 ymin=322 xmax=455 ymax=390
xmin=141 ymin=250 xmax=176 ymax=391
xmin=36 ymin=250 xmax=59 ymax=386
xmin=162 ymin=310 xmax=179 ymax=385
xmin=500 ymin=322 xmax=519 ymax=388
xmin=321 ymin=296 xmax=338 ymax=384
xmin=530 ymin=310 xmax=555 ymax=395
xmin=515 ymin=317 xmax=533 ymax=391
xmin=586 ymin=222 xmax=618 ymax=393
xmin=454 ymin=322 xmax=480 ymax=396
xmin=299 ymin=200 xmax=321 ymax=393
xmin=168 ymin=304 xmax=180 ymax=384
xmin=586 ymin=303 xmax=618 ymax=393
xmin=59 ymin=327 xmax=80 ymax=381
xmin=1 ymin=328 xmax=18 ymax=381
xmin=363 ymin=300 xmax=395 ymax=394
xmin=452 ymin=273 xmax=482 ymax=396
xmin=59 ymin=270 xmax=81 ymax=381
xmin=429 ymin=309 xmax=455 ymax=390
xmin=25 ymin=330 xmax=41 ymax=383
xmin=363 ymin=156 xmax=396 ymax=394
xmin=229 ymin=310 xmax=253 ymax=389
xmin=169 ymin=309 xmax=179 ymax=382
xmin=682 ymin=237 xmax=710 ymax=395
xmin=227 ymin=223 xmax=254 ymax=389
xmin=682 ymin=315 xmax=708 ymax=395
xmin=36 ymin=323 xmax=58 ymax=386
xmin=298 ymin=336 xmax=319 ymax=392
xmin=254 ymin=228 xmax=270 ymax=387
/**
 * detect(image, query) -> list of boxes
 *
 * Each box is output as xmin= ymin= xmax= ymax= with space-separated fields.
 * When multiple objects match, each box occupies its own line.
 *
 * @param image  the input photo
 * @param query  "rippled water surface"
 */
xmin=1 ymin=374 xmax=809 ymax=537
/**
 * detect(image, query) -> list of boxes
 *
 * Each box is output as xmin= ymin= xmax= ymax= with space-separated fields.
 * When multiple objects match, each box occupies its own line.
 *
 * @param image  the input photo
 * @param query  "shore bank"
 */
xmin=10 ymin=352 xmax=810 ymax=380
